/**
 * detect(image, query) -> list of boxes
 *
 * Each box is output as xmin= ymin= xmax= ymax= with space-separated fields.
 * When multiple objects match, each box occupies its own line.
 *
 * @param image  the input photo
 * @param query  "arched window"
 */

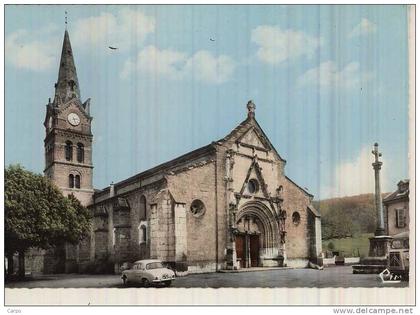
xmin=142 ymin=226 xmax=147 ymax=243
xmin=69 ymin=174 xmax=74 ymax=188
xmin=138 ymin=224 xmax=147 ymax=244
xmin=65 ymin=141 xmax=73 ymax=161
xmin=139 ymin=196 xmax=147 ymax=220
xmin=75 ymin=175 xmax=81 ymax=189
xmin=77 ymin=143 xmax=84 ymax=163
xmin=292 ymin=212 xmax=301 ymax=226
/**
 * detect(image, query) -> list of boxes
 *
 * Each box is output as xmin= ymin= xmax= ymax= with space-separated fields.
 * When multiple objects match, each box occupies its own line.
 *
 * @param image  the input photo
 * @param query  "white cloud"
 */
xmin=122 ymin=45 xmax=187 ymax=80
xmin=251 ymin=25 xmax=322 ymax=65
xmin=6 ymin=25 xmax=60 ymax=71
xmin=185 ymin=51 xmax=236 ymax=84
xmin=5 ymin=9 xmax=155 ymax=71
xmin=321 ymin=146 xmax=390 ymax=198
xmin=348 ymin=18 xmax=377 ymax=38
xmin=121 ymin=45 xmax=235 ymax=84
xmin=72 ymin=9 xmax=155 ymax=50
xmin=297 ymin=61 xmax=374 ymax=90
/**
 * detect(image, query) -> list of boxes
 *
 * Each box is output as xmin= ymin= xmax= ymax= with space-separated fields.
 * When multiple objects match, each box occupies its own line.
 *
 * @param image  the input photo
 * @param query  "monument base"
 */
xmin=352 ymin=235 xmax=392 ymax=274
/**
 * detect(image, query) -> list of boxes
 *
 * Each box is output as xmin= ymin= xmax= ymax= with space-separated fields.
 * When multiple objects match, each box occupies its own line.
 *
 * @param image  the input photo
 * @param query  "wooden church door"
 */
xmin=235 ymin=235 xmax=246 ymax=268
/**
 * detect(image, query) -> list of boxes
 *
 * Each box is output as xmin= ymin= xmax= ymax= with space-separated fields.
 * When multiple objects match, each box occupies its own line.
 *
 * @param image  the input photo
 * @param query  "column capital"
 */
xmin=372 ymin=161 xmax=383 ymax=170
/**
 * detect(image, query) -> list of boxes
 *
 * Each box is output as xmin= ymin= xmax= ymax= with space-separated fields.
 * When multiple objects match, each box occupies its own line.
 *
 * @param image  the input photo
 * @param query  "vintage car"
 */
xmin=388 ymin=231 xmax=409 ymax=280
xmin=121 ymin=259 xmax=175 ymax=287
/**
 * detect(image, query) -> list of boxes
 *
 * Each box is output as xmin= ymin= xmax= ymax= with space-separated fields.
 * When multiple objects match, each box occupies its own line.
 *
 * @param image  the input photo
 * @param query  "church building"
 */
xmin=42 ymin=29 xmax=322 ymax=274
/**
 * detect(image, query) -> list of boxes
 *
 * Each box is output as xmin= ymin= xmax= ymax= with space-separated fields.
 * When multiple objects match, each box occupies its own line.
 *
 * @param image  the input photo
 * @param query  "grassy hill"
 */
xmin=322 ymin=233 xmax=373 ymax=257
xmin=314 ymin=193 xmax=389 ymax=257
xmin=313 ymin=193 xmax=389 ymax=240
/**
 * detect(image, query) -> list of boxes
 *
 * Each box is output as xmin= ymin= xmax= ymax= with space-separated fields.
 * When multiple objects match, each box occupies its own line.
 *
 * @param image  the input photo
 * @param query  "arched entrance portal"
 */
xmin=235 ymin=201 xmax=280 ymax=268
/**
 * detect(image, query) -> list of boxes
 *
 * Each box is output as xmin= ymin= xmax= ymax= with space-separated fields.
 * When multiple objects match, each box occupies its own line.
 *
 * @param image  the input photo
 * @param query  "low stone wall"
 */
xmin=187 ymin=262 xmax=224 ymax=274
xmin=323 ymin=256 xmax=360 ymax=265
xmin=345 ymin=257 xmax=360 ymax=264
xmin=323 ymin=257 xmax=336 ymax=265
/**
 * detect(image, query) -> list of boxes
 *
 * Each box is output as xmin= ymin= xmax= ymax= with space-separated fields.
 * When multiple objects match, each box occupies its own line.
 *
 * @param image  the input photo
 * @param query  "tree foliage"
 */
xmin=327 ymin=241 xmax=335 ymax=250
xmin=5 ymin=165 xmax=91 ymax=256
xmin=313 ymin=193 xmax=386 ymax=240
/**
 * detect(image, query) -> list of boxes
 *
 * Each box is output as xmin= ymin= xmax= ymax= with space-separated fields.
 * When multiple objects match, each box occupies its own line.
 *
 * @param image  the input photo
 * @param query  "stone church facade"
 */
xmin=40 ymin=30 xmax=322 ymax=274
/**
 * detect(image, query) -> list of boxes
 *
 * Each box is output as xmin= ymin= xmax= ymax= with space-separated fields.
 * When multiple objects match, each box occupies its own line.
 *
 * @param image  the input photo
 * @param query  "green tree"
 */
xmin=5 ymin=165 xmax=91 ymax=278
xmin=318 ymin=193 xmax=380 ymax=240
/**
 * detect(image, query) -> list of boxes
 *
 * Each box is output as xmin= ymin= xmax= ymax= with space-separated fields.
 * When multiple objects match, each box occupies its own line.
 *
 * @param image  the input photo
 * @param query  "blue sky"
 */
xmin=5 ymin=5 xmax=410 ymax=199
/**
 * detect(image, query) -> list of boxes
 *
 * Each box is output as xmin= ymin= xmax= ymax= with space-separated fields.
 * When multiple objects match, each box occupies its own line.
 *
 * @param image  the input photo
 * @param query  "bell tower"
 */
xmin=44 ymin=29 xmax=93 ymax=206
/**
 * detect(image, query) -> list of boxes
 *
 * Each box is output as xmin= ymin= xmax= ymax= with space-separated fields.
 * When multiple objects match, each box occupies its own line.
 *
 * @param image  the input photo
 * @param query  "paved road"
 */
xmin=5 ymin=266 xmax=408 ymax=288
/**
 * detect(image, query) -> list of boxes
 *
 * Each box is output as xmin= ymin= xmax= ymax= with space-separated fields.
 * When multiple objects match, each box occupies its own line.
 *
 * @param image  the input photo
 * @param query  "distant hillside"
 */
xmin=313 ymin=193 xmax=389 ymax=240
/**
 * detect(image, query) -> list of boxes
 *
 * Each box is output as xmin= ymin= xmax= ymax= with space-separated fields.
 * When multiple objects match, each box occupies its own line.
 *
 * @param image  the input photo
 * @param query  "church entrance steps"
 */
xmin=218 ymin=266 xmax=293 ymax=273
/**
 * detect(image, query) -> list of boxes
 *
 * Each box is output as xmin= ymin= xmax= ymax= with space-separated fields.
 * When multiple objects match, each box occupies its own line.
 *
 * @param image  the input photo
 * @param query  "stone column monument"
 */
xmin=352 ymin=143 xmax=392 ymax=274
xmin=372 ymin=143 xmax=385 ymax=236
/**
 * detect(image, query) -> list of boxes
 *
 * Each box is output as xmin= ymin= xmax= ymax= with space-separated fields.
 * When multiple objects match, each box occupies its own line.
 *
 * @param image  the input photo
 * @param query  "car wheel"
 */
xmin=164 ymin=281 xmax=172 ymax=287
xmin=142 ymin=278 xmax=150 ymax=288
xmin=122 ymin=275 xmax=128 ymax=286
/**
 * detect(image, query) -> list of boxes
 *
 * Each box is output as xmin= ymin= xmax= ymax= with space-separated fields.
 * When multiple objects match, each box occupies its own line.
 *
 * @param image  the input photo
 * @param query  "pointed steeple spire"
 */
xmin=54 ymin=30 xmax=80 ymax=105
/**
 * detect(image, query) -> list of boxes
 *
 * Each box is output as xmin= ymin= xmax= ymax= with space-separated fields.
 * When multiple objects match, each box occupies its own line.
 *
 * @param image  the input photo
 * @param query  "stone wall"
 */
xmin=24 ymin=248 xmax=46 ymax=274
xmin=174 ymin=203 xmax=187 ymax=261
xmin=54 ymin=104 xmax=92 ymax=135
xmin=47 ymin=163 xmax=93 ymax=206
xmin=149 ymin=189 xmax=176 ymax=262
xmin=167 ymin=158 xmax=219 ymax=271
xmin=45 ymin=122 xmax=94 ymax=208
xmin=89 ymin=181 xmax=165 ymax=271
xmin=306 ymin=209 xmax=315 ymax=258
xmin=280 ymin=176 xmax=313 ymax=260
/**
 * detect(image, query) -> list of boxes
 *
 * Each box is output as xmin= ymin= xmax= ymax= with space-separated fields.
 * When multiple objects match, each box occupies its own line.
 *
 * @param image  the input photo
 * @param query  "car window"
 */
xmin=146 ymin=262 xmax=163 ymax=270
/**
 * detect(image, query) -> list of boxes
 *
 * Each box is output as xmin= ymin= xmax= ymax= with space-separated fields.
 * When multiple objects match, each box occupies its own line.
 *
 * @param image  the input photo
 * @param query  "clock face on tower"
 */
xmin=67 ymin=113 xmax=80 ymax=126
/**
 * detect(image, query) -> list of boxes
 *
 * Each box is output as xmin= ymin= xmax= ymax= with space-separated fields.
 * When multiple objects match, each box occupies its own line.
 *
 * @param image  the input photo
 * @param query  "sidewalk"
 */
xmin=219 ymin=266 xmax=293 ymax=273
